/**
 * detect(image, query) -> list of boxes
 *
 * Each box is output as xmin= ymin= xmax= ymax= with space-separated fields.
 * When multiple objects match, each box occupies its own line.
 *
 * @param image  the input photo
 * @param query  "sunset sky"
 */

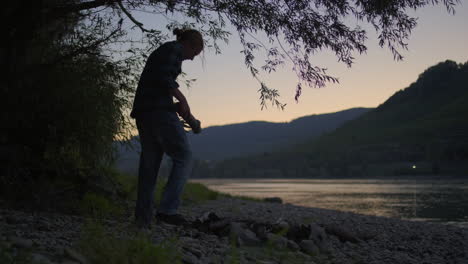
xmin=132 ymin=2 xmax=468 ymax=129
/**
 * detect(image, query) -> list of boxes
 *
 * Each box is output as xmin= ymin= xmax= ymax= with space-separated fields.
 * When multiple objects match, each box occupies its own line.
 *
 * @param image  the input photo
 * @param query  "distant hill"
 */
xmin=212 ymin=60 xmax=468 ymax=178
xmin=189 ymin=108 xmax=371 ymax=161
xmin=303 ymin=60 xmax=468 ymax=155
xmin=114 ymin=108 xmax=371 ymax=175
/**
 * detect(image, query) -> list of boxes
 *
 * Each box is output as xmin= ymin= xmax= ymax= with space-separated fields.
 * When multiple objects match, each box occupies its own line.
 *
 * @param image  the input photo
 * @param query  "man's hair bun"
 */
xmin=172 ymin=28 xmax=204 ymax=49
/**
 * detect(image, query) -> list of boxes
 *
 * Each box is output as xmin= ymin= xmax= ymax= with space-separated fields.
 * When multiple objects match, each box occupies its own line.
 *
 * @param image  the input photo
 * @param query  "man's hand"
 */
xmin=170 ymin=88 xmax=191 ymax=120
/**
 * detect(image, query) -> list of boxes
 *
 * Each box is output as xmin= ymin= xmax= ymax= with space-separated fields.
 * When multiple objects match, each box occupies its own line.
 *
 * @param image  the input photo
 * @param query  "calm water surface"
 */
xmin=192 ymin=178 xmax=468 ymax=228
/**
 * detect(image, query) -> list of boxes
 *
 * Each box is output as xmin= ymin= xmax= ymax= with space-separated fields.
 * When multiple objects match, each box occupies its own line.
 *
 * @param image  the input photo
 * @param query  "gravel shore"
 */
xmin=1 ymin=197 xmax=467 ymax=264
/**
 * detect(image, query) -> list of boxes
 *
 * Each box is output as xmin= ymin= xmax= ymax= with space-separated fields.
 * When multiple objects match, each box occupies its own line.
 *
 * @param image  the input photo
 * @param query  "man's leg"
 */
xmin=134 ymin=115 xmax=164 ymax=228
xmin=157 ymin=113 xmax=193 ymax=215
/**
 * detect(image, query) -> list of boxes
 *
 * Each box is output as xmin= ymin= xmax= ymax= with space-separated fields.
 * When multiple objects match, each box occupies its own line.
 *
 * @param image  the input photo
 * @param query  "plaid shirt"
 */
xmin=131 ymin=41 xmax=183 ymax=118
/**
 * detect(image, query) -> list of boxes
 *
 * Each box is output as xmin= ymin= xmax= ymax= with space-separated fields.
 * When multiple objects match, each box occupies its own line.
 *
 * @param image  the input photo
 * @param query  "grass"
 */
xmin=77 ymin=166 xmax=267 ymax=223
xmin=77 ymin=220 xmax=181 ymax=264
xmin=0 ymin=241 xmax=40 ymax=264
xmin=112 ymin=167 xmax=263 ymax=206
xmin=79 ymin=192 xmax=124 ymax=218
xmin=0 ymin=241 xmax=23 ymax=264
xmin=219 ymin=192 xmax=263 ymax=202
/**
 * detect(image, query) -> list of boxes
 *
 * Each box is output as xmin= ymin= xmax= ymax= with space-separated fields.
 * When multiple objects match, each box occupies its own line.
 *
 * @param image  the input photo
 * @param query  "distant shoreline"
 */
xmin=191 ymin=175 xmax=468 ymax=180
xmin=192 ymin=177 xmax=468 ymax=229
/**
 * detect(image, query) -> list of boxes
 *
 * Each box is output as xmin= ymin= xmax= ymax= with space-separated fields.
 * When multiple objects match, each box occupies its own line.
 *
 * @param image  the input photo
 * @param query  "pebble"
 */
xmin=10 ymin=237 xmax=34 ymax=248
xmin=287 ymin=239 xmax=300 ymax=251
xmin=182 ymin=250 xmax=200 ymax=264
xmin=31 ymin=253 xmax=54 ymax=264
xmin=6 ymin=215 xmax=21 ymax=225
xmin=64 ymin=248 xmax=88 ymax=264
xmin=299 ymin=240 xmax=320 ymax=256
xmin=266 ymin=233 xmax=288 ymax=249
xmin=183 ymin=245 xmax=203 ymax=258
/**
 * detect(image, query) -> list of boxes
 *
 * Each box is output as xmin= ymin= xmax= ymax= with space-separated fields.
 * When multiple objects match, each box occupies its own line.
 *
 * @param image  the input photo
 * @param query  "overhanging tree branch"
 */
xmin=117 ymin=1 xmax=157 ymax=33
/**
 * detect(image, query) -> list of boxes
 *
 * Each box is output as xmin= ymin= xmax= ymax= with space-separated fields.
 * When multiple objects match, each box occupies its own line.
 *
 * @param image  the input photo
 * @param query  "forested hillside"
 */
xmin=207 ymin=60 xmax=468 ymax=178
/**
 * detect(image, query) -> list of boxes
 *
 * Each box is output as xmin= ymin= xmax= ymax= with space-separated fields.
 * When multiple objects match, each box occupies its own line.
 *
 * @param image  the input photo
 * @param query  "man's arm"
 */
xmin=169 ymin=88 xmax=191 ymax=120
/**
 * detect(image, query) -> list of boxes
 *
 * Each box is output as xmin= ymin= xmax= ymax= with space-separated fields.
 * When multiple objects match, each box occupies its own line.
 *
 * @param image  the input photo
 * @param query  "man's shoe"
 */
xmin=156 ymin=213 xmax=189 ymax=226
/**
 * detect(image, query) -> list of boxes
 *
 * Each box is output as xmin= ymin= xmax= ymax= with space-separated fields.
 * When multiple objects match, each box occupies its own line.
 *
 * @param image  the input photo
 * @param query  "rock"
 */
xmin=31 ymin=253 xmax=54 ymax=264
xmin=241 ymin=228 xmax=262 ymax=246
xmin=209 ymin=218 xmax=231 ymax=235
xmin=308 ymin=223 xmax=331 ymax=252
xmin=183 ymin=245 xmax=203 ymax=258
xmin=299 ymin=240 xmax=320 ymax=256
xmin=324 ymin=224 xmax=359 ymax=243
xmin=182 ymin=251 xmax=200 ymax=264
xmin=229 ymin=222 xmax=244 ymax=242
xmin=296 ymin=251 xmax=314 ymax=261
xmin=274 ymin=221 xmax=290 ymax=233
xmin=64 ymin=248 xmax=88 ymax=264
xmin=197 ymin=212 xmax=220 ymax=223
xmin=286 ymin=224 xmax=310 ymax=242
xmin=251 ymin=223 xmax=269 ymax=240
xmin=357 ymin=230 xmax=377 ymax=241
xmin=287 ymin=239 xmax=300 ymax=251
xmin=264 ymin=197 xmax=283 ymax=203
xmin=266 ymin=233 xmax=288 ymax=249
xmin=6 ymin=215 xmax=21 ymax=225
xmin=36 ymin=220 xmax=52 ymax=231
xmin=230 ymin=222 xmax=261 ymax=246
xmin=309 ymin=223 xmax=326 ymax=242
xmin=10 ymin=237 xmax=34 ymax=248
xmin=61 ymin=262 xmax=80 ymax=264
xmin=193 ymin=212 xmax=226 ymax=234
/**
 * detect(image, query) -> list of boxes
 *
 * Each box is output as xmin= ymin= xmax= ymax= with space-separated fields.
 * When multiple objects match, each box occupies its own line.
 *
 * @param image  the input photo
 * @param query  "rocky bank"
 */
xmin=1 ymin=197 xmax=467 ymax=264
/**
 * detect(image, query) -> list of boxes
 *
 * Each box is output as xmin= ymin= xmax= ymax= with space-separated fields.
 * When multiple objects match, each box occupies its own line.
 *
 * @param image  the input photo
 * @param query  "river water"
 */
xmin=192 ymin=178 xmax=468 ymax=228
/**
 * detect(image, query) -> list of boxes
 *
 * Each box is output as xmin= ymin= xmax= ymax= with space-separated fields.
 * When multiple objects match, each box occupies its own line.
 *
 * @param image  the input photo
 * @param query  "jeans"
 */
xmin=134 ymin=110 xmax=193 ymax=227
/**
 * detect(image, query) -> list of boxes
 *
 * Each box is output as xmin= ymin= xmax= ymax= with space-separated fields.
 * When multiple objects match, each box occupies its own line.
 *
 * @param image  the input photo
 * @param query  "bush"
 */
xmin=79 ymin=192 xmax=124 ymax=218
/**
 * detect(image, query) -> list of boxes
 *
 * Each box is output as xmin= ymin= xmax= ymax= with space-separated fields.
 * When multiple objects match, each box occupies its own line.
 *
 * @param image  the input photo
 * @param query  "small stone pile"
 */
xmin=191 ymin=211 xmax=341 ymax=256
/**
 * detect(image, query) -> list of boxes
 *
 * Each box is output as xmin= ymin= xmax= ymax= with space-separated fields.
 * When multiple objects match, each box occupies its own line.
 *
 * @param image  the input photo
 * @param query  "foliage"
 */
xmin=78 ymin=220 xmax=181 ymax=264
xmin=112 ymin=168 xmax=139 ymax=200
xmin=1 ymin=1 xmax=137 ymax=201
xmin=79 ymin=192 xmax=124 ymax=218
xmin=2 ymin=1 xmax=459 ymax=109
xmin=227 ymin=236 xmax=241 ymax=264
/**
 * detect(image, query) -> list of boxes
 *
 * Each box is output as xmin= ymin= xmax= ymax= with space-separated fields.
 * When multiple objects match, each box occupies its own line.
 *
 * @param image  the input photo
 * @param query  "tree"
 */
xmin=2 ymin=0 xmax=460 ymax=109
xmin=1 ymin=1 xmax=138 ymax=204
xmin=0 ymin=0 xmax=460 ymax=200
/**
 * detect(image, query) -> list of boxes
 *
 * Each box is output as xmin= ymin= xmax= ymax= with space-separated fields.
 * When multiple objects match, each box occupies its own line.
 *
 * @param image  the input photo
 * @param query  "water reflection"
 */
xmin=192 ymin=178 xmax=468 ymax=228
